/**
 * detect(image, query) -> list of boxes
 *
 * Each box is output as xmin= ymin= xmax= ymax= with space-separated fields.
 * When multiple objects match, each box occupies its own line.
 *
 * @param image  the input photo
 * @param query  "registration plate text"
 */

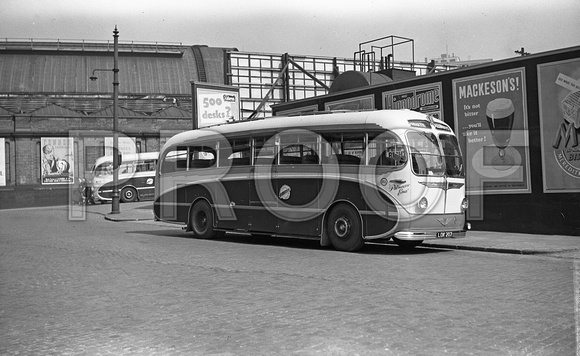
xmin=437 ymin=231 xmax=453 ymax=238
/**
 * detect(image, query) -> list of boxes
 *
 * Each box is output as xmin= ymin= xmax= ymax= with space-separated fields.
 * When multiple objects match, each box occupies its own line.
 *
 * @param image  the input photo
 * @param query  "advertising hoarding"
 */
xmin=41 ymin=137 xmax=74 ymax=185
xmin=453 ymin=68 xmax=531 ymax=194
xmin=383 ymin=83 xmax=442 ymax=120
xmin=192 ymin=82 xmax=241 ymax=129
xmin=276 ymin=105 xmax=318 ymax=117
xmin=0 ymin=138 xmax=5 ymax=186
xmin=538 ymin=58 xmax=580 ymax=193
xmin=325 ymin=95 xmax=374 ymax=111
xmin=104 ymin=137 xmax=137 ymax=157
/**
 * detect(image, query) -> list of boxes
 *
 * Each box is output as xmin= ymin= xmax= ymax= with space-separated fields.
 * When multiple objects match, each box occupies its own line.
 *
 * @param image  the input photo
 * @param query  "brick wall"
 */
xmin=15 ymin=138 xmax=39 ymax=185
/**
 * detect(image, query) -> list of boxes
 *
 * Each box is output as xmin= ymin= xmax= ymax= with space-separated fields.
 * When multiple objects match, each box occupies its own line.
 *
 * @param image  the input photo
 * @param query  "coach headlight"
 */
xmin=461 ymin=198 xmax=469 ymax=211
xmin=418 ymin=197 xmax=428 ymax=210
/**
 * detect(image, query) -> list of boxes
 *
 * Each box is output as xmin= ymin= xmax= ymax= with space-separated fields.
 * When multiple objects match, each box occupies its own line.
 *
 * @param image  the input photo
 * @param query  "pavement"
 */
xmin=101 ymin=201 xmax=580 ymax=256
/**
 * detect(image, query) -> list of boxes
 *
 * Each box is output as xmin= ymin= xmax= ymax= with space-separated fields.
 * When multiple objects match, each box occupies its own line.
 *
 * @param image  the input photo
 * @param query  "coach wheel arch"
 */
xmin=188 ymin=198 xmax=224 ymax=239
xmin=324 ymin=201 xmax=364 ymax=252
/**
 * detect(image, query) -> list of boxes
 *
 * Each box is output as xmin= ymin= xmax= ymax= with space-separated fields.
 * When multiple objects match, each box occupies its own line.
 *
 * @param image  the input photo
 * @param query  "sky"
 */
xmin=1 ymin=0 xmax=579 ymax=63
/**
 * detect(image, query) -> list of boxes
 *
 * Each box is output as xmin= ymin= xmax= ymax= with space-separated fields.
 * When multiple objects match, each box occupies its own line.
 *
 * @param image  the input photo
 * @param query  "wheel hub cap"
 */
xmin=334 ymin=217 xmax=351 ymax=238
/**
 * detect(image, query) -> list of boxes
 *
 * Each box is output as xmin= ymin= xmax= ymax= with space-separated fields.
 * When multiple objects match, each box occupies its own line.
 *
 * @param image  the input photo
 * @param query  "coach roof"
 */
xmin=165 ymin=109 xmax=433 ymax=147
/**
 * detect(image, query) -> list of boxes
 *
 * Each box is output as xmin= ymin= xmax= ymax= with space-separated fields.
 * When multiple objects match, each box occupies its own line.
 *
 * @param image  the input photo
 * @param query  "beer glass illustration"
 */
xmin=486 ymin=98 xmax=515 ymax=166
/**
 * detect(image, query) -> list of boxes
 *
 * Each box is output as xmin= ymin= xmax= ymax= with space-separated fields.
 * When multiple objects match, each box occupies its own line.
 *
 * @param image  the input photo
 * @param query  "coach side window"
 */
xmin=189 ymin=146 xmax=216 ymax=169
xmin=160 ymin=146 xmax=188 ymax=173
xmin=220 ymin=138 xmax=251 ymax=167
xmin=368 ymin=132 xmax=407 ymax=168
xmin=254 ymin=136 xmax=277 ymax=165
xmin=279 ymin=131 xmax=319 ymax=165
xmin=321 ymin=133 xmax=365 ymax=165
xmin=135 ymin=159 xmax=157 ymax=172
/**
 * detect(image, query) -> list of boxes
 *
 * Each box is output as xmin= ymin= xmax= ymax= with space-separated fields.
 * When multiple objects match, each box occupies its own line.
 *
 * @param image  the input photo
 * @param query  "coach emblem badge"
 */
xmin=279 ymin=184 xmax=291 ymax=200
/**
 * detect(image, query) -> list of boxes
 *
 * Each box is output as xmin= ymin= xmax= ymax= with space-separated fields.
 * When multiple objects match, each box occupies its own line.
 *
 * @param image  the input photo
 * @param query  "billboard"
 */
xmin=104 ymin=137 xmax=137 ymax=157
xmin=453 ymin=68 xmax=531 ymax=194
xmin=325 ymin=95 xmax=374 ymax=111
xmin=192 ymin=82 xmax=241 ymax=129
xmin=383 ymin=83 xmax=442 ymax=120
xmin=538 ymin=58 xmax=580 ymax=193
xmin=0 ymin=138 xmax=5 ymax=186
xmin=41 ymin=137 xmax=74 ymax=185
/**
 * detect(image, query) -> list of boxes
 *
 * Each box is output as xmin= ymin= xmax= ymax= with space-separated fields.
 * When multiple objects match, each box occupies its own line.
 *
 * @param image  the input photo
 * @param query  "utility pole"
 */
xmin=89 ymin=26 xmax=120 ymax=214
xmin=111 ymin=26 xmax=120 ymax=214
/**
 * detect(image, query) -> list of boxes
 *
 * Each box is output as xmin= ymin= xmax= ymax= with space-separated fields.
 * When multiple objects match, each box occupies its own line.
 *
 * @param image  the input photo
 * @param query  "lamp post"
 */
xmin=90 ymin=26 xmax=120 ymax=214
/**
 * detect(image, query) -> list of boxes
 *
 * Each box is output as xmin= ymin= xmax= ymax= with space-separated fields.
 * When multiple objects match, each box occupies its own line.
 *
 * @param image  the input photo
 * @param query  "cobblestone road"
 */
xmin=0 ymin=206 xmax=577 ymax=355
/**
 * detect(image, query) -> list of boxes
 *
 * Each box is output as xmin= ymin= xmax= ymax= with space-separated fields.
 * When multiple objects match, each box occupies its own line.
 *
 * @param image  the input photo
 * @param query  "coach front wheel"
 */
xmin=326 ymin=203 xmax=364 ymax=252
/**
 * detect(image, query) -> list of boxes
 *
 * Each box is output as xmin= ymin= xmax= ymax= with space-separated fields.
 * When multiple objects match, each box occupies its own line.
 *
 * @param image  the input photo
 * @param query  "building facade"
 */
xmin=0 ymin=38 xmax=437 ymax=209
xmin=0 ymin=40 xmax=224 ymax=208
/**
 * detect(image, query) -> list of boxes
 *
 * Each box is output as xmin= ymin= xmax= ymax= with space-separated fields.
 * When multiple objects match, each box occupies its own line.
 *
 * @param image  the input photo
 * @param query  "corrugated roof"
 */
xmin=0 ymin=42 xmax=237 ymax=95
xmin=0 ymin=51 xmax=197 ymax=94
xmin=0 ymin=41 xmax=237 ymax=115
xmin=199 ymin=46 xmax=228 ymax=83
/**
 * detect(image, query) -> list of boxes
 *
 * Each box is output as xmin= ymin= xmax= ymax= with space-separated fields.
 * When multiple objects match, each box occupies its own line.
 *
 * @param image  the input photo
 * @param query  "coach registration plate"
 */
xmin=437 ymin=231 xmax=453 ymax=238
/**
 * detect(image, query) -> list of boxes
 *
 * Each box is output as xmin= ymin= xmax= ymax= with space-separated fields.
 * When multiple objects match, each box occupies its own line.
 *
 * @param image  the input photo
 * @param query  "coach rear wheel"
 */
xmin=326 ymin=203 xmax=364 ymax=252
xmin=120 ymin=187 xmax=137 ymax=203
xmin=190 ymin=200 xmax=224 ymax=239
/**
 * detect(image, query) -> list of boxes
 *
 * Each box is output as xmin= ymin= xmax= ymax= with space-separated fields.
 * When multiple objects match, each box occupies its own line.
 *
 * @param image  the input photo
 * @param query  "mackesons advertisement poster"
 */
xmin=538 ymin=58 xmax=580 ymax=193
xmin=453 ymin=68 xmax=531 ymax=194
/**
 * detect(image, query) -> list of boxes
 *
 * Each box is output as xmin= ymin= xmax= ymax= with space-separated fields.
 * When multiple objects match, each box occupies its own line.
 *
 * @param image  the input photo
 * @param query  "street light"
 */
xmin=90 ymin=26 xmax=121 ymax=214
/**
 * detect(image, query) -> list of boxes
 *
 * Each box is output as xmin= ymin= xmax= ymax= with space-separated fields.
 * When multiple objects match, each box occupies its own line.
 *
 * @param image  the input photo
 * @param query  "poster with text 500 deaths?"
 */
xmin=453 ymin=68 xmax=531 ymax=195
xmin=538 ymin=58 xmax=580 ymax=193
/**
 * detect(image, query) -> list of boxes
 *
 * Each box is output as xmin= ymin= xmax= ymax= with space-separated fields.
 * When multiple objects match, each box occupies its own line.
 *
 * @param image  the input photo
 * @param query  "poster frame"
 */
xmin=537 ymin=57 xmax=580 ymax=193
xmin=40 ymin=137 xmax=75 ymax=185
xmin=382 ymin=82 xmax=443 ymax=120
xmin=275 ymin=104 xmax=318 ymax=117
xmin=192 ymin=82 xmax=241 ymax=129
xmin=324 ymin=95 xmax=374 ymax=111
xmin=452 ymin=67 xmax=531 ymax=195
xmin=0 ymin=138 xmax=5 ymax=187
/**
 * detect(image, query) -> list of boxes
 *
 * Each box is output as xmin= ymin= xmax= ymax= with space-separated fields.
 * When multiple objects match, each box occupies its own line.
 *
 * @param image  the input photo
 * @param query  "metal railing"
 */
xmin=0 ymin=38 xmax=184 ymax=54
xmin=227 ymin=51 xmax=358 ymax=119
xmin=227 ymin=50 xmax=460 ymax=119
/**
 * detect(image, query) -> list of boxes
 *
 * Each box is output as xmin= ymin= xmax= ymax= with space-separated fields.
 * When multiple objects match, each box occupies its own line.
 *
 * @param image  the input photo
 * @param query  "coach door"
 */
xmin=216 ymin=138 xmax=252 ymax=232
xmin=249 ymin=135 xmax=280 ymax=233
xmin=274 ymin=131 xmax=323 ymax=237
xmin=439 ymin=134 xmax=465 ymax=215
xmin=406 ymin=131 xmax=447 ymax=217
